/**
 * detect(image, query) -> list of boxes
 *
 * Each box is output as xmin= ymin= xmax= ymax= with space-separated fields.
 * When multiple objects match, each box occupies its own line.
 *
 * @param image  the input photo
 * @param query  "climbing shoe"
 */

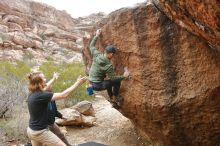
xmin=108 ymin=96 xmax=119 ymax=109
xmin=111 ymin=101 xmax=120 ymax=109
xmin=108 ymin=95 xmax=116 ymax=103
xmin=116 ymin=95 xmax=124 ymax=107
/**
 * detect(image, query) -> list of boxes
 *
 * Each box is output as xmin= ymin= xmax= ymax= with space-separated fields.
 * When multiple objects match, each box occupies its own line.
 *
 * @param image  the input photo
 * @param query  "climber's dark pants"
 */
xmin=90 ymin=80 xmax=121 ymax=98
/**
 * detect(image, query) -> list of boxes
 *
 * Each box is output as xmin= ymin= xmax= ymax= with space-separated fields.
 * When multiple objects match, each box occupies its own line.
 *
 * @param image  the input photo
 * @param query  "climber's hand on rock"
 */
xmin=123 ymin=71 xmax=130 ymax=78
xmin=96 ymin=29 xmax=101 ymax=37
xmin=123 ymin=67 xmax=130 ymax=78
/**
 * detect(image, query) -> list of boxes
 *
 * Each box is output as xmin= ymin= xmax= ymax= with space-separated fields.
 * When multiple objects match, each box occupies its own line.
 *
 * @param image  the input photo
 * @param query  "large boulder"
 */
xmin=7 ymin=22 xmax=23 ymax=32
xmin=56 ymin=101 xmax=96 ymax=126
xmin=0 ymin=24 xmax=8 ymax=33
xmin=152 ymin=0 xmax=220 ymax=49
xmin=83 ymin=1 xmax=220 ymax=146
xmin=55 ymin=109 xmax=83 ymax=126
xmin=12 ymin=31 xmax=33 ymax=48
xmin=72 ymin=100 xmax=95 ymax=117
xmin=2 ymin=14 xmax=27 ymax=28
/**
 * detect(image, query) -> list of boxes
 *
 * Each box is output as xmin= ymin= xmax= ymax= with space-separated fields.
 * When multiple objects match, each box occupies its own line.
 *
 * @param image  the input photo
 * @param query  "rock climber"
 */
xmin=88 ymin=29 xmax=130 ymax=108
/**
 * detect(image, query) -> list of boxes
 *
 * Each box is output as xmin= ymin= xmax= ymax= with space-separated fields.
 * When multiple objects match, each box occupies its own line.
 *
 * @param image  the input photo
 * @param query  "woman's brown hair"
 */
xmin=27 ymin=71 xmax=45 ymax=92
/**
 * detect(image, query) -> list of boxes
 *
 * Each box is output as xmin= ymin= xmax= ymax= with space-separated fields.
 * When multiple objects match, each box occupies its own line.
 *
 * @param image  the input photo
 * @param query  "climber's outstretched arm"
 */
xmin=89 ymin=29 xmax=101 ymax=56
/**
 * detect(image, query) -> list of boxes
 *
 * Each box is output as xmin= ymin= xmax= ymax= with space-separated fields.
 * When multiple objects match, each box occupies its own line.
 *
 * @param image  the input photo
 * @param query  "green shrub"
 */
xmin=0 ymin=61 xmax=30 ymax=143
xmin=0 ymin=61 xmax=30 ymax=80
xmin=45 ymin=56 xmax=54 ymax=62
xmin=0 ymin=120 xmax=14 ymax=138
xmin=0 ymin=60 xmax=92 ymax=108
xmin=0 ymin=60 xmax=30 ymax=118
xmin=23 ymin=51 xmax=34 ymax=61
xmin=39 ymin=61 xmax=92 ymax=107
xmin=0 ymin=112 xmax=28 ymax=143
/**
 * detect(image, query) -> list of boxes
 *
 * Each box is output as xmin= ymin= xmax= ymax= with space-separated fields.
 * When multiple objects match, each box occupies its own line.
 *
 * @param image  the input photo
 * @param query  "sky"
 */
xmin=32 ymin=0 xmax=146 ymax=18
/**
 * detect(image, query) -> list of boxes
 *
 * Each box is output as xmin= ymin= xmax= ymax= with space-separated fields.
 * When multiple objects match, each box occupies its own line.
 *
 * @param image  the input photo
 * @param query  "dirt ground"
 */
xmin=65 ymin=95 xmax=146 ymax=146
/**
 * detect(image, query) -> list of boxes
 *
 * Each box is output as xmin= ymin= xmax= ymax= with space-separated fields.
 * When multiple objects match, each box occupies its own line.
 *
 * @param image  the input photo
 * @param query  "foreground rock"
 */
xmin=83 ymin=1 xmax=220 ymax=146
xmin=56 ymin=101 xmax=96 ymax=126
xmin=72 ymin=100 xmax=95 ymax=116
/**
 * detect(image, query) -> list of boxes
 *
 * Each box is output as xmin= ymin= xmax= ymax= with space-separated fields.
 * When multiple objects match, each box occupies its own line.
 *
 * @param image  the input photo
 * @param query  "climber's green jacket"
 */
xmin=89 ymin=36 xmax=124 ymax=83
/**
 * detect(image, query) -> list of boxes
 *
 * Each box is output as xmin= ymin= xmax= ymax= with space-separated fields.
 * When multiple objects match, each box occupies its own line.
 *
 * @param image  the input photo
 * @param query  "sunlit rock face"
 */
xmin=83 ymin=1 xmax=220 ymax=146
xmin=0 ymin=0 xmax=79 ymax=49
xmin=152 ymin=0 xmax=220 ymax=50
xmin=0 ymin=0 xmax=80 ymax=63
xmin=0 ymin=0 xmax=105 ymax=63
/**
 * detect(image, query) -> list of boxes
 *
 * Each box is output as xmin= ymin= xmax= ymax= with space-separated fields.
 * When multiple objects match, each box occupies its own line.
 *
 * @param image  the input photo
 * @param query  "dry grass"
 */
xmin=0 ymin=75 xmax=29 ymax=143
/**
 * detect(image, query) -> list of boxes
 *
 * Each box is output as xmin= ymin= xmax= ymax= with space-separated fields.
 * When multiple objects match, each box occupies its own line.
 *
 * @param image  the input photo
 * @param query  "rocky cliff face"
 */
xmin=83 ymin=1 xmax=220 ymax=146
xmin=75 ymin=12 xmax=106 ymax=32
xmin=0 ymin=0 xmax=104 ymax=64
xmin=153 ymin=0 xmax=220 ymax=50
